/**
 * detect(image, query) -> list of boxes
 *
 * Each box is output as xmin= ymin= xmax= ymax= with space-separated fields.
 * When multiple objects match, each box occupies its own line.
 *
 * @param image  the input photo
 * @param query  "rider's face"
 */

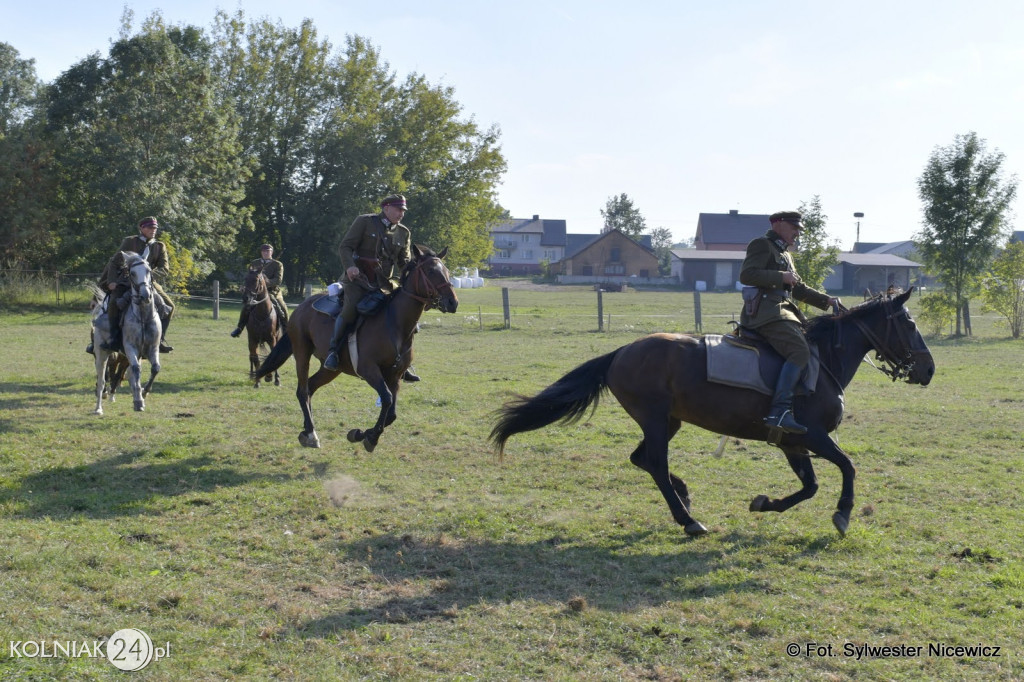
xmin=382 ymin=205 xmax=406 ymax=224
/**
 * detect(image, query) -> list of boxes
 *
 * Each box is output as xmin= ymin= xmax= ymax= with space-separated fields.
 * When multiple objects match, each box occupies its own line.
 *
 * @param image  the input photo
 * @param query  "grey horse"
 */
xmin=90 ymin=252 xmax=162 ymax=413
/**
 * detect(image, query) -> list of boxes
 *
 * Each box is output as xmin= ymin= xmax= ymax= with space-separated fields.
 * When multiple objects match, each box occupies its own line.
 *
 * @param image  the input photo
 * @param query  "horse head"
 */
xmin=124 ymin=252 xmax=153 ymax=305
xmin=242 ymin=267 xmax=267 ymax=306
xmin=401 ymin=245 xmax=459 ymax=313
xmin=852 ymin=287 xmax=935 ymax=386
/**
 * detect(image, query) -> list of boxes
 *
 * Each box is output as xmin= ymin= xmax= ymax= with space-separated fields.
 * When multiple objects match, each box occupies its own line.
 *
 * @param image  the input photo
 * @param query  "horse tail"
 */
xmin=489 ymin=348 xmax=621 ymax=458
xmin=253 ymin=331 xmax=293 ymax=384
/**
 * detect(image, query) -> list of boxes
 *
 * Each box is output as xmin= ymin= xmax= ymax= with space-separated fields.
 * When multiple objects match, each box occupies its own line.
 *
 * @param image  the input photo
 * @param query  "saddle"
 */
xmin=705 ymin=329 xmax=820 ymax=396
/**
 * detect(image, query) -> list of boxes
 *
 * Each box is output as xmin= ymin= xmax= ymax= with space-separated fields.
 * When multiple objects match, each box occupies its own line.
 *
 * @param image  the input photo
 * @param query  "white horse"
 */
xmin=91 ymin=252 xmax=162 ymax=413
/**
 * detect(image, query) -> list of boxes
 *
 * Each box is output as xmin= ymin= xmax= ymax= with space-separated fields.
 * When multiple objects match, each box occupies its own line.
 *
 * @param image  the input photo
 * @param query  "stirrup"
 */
xmin=764 ymin=410 xmax=807 ymax=435
xmin=86 ymin=343 xmax=95 ymax=355
xmin=230 ymin=327 xmax=242 ymax=337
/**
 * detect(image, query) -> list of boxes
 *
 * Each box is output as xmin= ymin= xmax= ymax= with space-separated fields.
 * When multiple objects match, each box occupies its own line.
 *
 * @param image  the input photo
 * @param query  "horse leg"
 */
xmin=125 ymin=346 xmax=144 ymax=411
xmin=141 ymin=351 xmax=160 ymax=398
xmin=249 ymin=338 xmax=260 ymax=382
xmin=628 ymin=415 xmax=707 ymax=537
xmin=749 ymin=446 xmax=819 ymax=514
xmin=804 ymin=432 xmax=857 ymax=536
xmin=351 ymin=373 xmax=394 ymax=453
xmin=94 ymin=351 xmax=109 ymax=415
xmin=295 ymin=354 xmax=320 ymax=448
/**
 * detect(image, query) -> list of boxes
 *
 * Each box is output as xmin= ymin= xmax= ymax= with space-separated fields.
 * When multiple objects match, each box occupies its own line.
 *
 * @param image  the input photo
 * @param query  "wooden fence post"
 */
xmin=597 ymin=289 xmax=604 ymax=331
xmin=502 ymin=287 xmax=511 ymax=329
xmin=693 ymin=289 xmax=702 ymax=333
xmin=213 ymin=280 xmax=220 ymax=320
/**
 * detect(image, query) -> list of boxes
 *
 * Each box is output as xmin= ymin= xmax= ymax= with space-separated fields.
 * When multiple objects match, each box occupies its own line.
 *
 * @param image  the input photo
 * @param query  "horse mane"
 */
xmin=804 ymin=291 xmax=900 ymax=344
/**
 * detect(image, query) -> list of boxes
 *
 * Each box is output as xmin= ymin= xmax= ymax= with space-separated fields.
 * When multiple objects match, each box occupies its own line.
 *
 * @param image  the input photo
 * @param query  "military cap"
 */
xmin=260 ymin=243 xmax=274 ymax=251
xmin=769 ymin=211 xmax=803 ymax=228
xmin=138 ymin=216 xmax=159 ymax=228
xmin=381 ymin=194 xmax=408 ymax=210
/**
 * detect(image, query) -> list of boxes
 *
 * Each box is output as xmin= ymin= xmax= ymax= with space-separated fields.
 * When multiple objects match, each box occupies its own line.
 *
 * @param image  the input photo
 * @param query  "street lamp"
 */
xmin=854 ymin=212 xmax=864 ymax=246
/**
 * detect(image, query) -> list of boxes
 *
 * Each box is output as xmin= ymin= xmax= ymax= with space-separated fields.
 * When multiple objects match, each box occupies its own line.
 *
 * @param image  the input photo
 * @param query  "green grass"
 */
xmin=0 ymin=288 xmax=1022 ymax=680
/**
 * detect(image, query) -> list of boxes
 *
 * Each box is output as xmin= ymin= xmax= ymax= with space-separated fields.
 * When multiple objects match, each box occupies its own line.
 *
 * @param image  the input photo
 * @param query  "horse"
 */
xmin=253 ymin=244 xmax=459 ymax=450
xmin=241 ymin=268 xmax=280 ymax=386
xmin=490 ymin=288 xmax=935 ymax=538
xmin=90 ymin=252 xmax=162 ymax=413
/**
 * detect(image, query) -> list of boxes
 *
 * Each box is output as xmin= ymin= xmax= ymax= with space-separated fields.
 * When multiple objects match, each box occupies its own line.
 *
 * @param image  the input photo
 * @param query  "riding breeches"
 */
xmin=754 ymin=320 xmax=811 ymax=368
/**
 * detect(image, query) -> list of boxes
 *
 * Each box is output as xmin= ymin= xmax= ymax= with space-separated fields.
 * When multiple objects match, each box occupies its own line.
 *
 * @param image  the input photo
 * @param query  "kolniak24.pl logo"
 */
xmin=10 ymin=628 xmax=170 ymax=671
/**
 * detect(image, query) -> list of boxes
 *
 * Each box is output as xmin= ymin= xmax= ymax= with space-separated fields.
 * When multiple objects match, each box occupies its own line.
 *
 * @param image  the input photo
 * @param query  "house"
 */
xmin=672 ymin=210 xmax=923 ymax=292
xmin=695 ymin=210 xmax=771 ymax=251
xmin=558 ymin=229 xmax=659 ymax=285
xmin=485 ymin=215 xmax=567 ymax=276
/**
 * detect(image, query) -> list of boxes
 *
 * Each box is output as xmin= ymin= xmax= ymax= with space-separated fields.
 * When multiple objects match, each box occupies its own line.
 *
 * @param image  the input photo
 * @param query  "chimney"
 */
xmin=532 ymin=214 xmax=540 ymax=221
xmin=729 ymin=209 xmax=739 ymax=216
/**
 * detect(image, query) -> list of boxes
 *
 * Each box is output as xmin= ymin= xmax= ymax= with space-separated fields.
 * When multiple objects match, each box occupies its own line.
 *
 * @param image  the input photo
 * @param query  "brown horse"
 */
xmin=242 ymin=268 xmax=280 ymax=386
xmin=253 ymin=245 xmax=458 ymax=450
xmin=491 ymin=288 xmax=935 ymax=537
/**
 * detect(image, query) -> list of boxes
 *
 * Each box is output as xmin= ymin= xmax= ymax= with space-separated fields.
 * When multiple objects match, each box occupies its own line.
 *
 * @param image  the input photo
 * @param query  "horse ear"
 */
xmin=412 ymin=244 xmax=424 ymax=259
xmin=895 ymin=287 xmax=913 ymax=305
xmin=437 ymin=246 xmax=448 ymax=259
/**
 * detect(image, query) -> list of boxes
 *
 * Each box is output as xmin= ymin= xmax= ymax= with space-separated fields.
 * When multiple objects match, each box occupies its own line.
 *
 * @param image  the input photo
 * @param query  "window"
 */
xmin=610 ymin=247 xmax=621 ymax=262
xmin=582 ymin=265 xmax=594 ymax=276
xmin=604 ymin=264 xmax=625 ymax=275
xmin=523 ymin=250 xmax=533 ymax=259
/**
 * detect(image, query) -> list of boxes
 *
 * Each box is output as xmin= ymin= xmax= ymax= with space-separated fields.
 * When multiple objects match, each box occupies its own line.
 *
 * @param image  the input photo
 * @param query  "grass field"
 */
xmin=1 ymin=285 xmax=1023 ymax=680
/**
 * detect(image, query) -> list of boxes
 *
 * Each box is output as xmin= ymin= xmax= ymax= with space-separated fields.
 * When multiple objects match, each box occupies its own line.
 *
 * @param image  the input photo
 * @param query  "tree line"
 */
xmin=0 ymin=10 xmax=506 ymax=295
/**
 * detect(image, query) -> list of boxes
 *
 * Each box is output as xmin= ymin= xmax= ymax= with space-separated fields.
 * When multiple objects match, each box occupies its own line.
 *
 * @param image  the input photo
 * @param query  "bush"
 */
xmin=916 ymin=291 xmax=956 ymax=337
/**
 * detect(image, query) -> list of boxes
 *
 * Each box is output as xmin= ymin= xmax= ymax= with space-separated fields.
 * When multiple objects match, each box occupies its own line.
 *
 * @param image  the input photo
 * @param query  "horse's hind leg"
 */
xmin=749 ymin=446 xmax=819 ymax=514
xmin=94 ymin=354 xmax=109 ymax=415
xmin=629 ymin=415 xmax=707 ymax=537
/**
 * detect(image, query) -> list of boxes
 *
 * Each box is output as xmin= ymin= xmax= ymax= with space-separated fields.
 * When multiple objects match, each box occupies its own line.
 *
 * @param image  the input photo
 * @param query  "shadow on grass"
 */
xmin=295 ymin=527 xmax=830 ymax=636
xmin=2 ymin=450 xmax=294 ymax=519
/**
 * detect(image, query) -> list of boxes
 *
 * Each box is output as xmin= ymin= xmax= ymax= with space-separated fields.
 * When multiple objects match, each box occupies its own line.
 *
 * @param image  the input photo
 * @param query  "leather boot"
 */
xmin=232 ymin=305 xmax=249 ymax=336
xmin=402 ymin=367 xmax=421 ymax=382
xmin=159 ymin=314 xmax=174 ymax=353
xmin=101 ymin=322 xmax=122 ymax=353
xmin=323 ymin=317 xmax=349 ymax=371
xmin=764 ymin=361 xmax=807 ymax=434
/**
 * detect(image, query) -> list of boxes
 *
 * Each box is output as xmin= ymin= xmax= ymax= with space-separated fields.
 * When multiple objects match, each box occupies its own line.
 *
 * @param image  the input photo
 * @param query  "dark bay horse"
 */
xmin=491 ymin=288 xmax=935 ymax=537
xmin=253 ymin=245 xmax=458 ymax=450
xmin=242 ymin=268 xmax=281 ymax=386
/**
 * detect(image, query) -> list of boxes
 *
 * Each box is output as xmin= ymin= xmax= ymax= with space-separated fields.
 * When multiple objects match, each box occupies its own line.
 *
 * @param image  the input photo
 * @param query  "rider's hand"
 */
xmin=346 ymin=266 xmax=361 ymax=281
xmin=108 ymin=282 xmax=118 ymax=291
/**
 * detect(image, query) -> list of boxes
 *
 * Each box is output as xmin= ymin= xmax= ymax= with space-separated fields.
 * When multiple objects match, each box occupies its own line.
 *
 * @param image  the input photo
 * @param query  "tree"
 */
xmin=916 ymin=132 xmax=1017 ymax=336
xmin=600 ymin=193 xmax=646 ymax=238
xmin=43 ymin=15 xmax=250 ymax=279
xmin=792 ymin=195 xmax=840 ymax=296
xmin=0 ymin=43 xmax=40 ymax=136
xmin=981 ymin=241 xmax=1024 ymax=338
xmin=649 ymin=226 xmax=674 ymax=276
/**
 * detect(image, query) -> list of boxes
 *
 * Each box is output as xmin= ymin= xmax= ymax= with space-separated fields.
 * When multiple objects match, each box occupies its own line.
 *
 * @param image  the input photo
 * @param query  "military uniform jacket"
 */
xmin=739 ymin=230 xmax=831 ymax=328
xmin=337 ymin=213 xmax=412 ymax=289
xmin=249 ymin=258 xmax=284 ymax=293
xmin=99 ymin=234 xmax=169 ymax=289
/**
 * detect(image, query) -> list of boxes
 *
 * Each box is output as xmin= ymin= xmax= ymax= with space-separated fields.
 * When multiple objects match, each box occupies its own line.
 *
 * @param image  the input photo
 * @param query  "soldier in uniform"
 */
xmin=739 ymin=210 xmax=838 ymax=434
xmin=88 ymin=216 xmax=175 ymax=355
xmin=323 ymin=194 xmax=419 ymax=381
xmin=230 ymin=243 xmax=288 ymax=337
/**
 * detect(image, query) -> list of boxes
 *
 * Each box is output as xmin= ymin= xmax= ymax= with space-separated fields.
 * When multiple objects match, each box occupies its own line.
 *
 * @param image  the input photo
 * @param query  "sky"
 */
xmin=7 ymin=0 xmax=1024 ymax=250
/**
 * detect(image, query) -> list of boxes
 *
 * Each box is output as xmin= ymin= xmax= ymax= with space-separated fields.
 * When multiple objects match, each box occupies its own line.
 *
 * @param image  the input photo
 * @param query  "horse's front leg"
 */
xmin=125 ymin=346 xmax=145 ymax=411
xmin=804 ymin=432 xmax=856 ymax=536
xmin=141 ymin=350 xmax=161 ymax=399
xmin=349 ymin=372 xmax=395 ymax=453
xmin=750 ymin=445 xmax=819 ymax=514
xmin=94 ymin=351 xmax=109 ymax=415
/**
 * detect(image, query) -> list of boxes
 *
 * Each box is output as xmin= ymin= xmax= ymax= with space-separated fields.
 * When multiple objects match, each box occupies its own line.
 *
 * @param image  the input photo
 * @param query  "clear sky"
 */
xmin=7 ymin=0 xmax=1024 ymax=249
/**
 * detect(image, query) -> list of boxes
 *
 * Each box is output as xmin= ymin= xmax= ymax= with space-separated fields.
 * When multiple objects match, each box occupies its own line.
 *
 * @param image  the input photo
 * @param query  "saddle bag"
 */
xmin=357 ymin=289 xmax=388 ymax=316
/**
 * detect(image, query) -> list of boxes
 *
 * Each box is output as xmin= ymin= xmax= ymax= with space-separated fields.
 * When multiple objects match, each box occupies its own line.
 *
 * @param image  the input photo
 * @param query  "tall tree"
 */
xmin=44 ymin=14 xmax=249 ymax=277
xmin=916 ymin=132 xmax=1017 ymax=336
xmin=600 ymin=193 xmax=646 ymax=238
xmin=649 ymin=226 xmax=674 ymax=276
xmin=792 ymin=195 xmax=840 ymax=296
xmin=0 ymin=43 xmax=40 ymax=136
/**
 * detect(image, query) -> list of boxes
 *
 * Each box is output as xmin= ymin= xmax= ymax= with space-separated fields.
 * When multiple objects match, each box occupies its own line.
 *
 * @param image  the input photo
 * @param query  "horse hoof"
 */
xmin=832 ymin=511 xmax=849 ymax=537
xmin=134 ymin=404 xmax=145 ymax=412
xmin=94 ymin=408 xmax=103 ymax=416
xmin=298 ymin=431 xmax=321 ymax=448
xmin=749 ymin=494 xmax=770 ymax=512
xmin=274 ymin=378 xmax=280 ymax=386
xmin=362 ymin=438 xmax=378 ymax=453
xmin=684 ymin=521 xmax=709 ymax=537
xmin=347 ymin=429 xmax=363 ymax=443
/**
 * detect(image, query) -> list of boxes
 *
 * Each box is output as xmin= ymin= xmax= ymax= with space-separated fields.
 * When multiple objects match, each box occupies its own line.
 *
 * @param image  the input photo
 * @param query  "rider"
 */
xmin=739 ymin=210 xmax=839 ymax=435
xmin=88 ymin=216 xmax=175 ymax=355
xmin=230 ymin=243 xmax=289 ymax=337
xmin=323 ymin=194 xmax=417 ymax=379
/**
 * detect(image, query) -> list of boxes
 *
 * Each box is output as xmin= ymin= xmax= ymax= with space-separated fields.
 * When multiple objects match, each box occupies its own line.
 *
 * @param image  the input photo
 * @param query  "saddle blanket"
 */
xmin=704 ymin=334 xmax=819 ymax=396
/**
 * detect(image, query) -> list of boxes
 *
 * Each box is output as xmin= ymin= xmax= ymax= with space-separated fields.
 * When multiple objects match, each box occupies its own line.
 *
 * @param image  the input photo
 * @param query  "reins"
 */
xmin=845 ymin=298 xmax=922 ymax=382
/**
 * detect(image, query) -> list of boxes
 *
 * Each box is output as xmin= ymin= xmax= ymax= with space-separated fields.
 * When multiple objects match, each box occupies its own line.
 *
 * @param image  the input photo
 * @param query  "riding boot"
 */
xmin=159 ymin=314 xmax=174 ymax=353
xmin=402 ymin=367 xmax=421 ymax=382
xmin=764 ymin=361 xmax=807 ymax=434
xmin=101 ymin=315 xmax=122 ymax=353
xmin=231 ymin=305 xmax=249 ymax=337
xmin=86 ymin=335 xmax=95 ymax=355
xmin=323 ymin=317 xmax=350 ymax=371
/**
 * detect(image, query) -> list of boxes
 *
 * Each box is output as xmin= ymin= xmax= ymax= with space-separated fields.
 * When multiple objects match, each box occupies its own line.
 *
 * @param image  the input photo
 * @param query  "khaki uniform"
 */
xmin=238 ymin=257 xmax=288 ymax=325
xmin=100 ymin=234 xmax=175 ymax=315
xmin=336 ymin=212 xmax=411 ymax=323
xmin=739 ymin=230 xmax=831 ymax=366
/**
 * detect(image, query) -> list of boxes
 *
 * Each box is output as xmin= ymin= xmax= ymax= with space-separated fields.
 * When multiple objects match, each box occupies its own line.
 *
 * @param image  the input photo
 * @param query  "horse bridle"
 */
xmin=127 ymin=259 xmax=153 ymax=304
xmin=849 ymin=298 xmax=927 ymax=382
xmin=244 ymin=272 xmax=268 ymax=305
xmin=399 ymin=256 xmax=453 ymax=310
